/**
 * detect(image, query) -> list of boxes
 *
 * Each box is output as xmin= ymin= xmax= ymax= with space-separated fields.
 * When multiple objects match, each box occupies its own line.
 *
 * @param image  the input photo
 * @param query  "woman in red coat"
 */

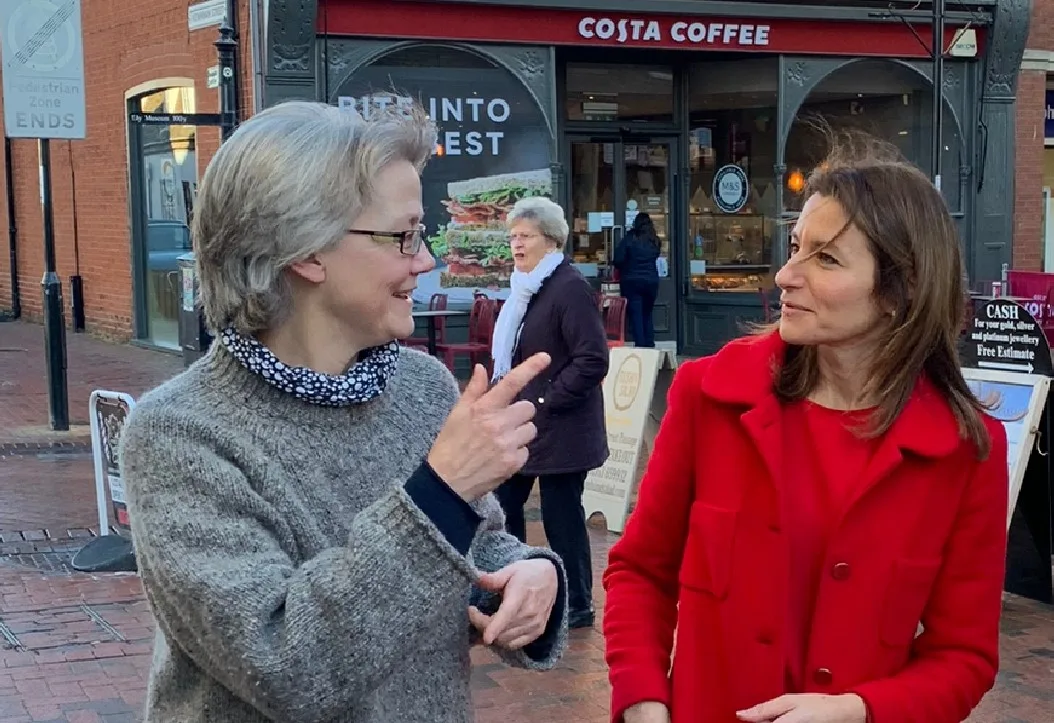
xmin=602 ymin=142 xmax=1008 ymax=723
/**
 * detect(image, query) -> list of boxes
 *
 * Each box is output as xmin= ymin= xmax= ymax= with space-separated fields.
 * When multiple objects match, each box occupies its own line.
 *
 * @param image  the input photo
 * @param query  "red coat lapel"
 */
xmin=694 ymin=332 xmax=964 ymax=505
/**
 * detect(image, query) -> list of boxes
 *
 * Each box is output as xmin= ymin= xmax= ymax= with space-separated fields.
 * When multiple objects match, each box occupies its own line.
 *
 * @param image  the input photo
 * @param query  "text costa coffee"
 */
xmin=578 ymin=17 xmax=771 ymax=46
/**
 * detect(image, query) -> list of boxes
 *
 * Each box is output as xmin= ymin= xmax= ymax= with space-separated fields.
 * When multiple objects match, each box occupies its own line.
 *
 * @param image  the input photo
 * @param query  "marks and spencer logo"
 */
xmin=713 ymin=164 xmax=749 ymax=214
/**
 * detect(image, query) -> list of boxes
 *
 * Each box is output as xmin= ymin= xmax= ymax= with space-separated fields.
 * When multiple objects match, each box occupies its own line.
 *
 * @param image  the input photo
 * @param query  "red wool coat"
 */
xmin=603 ymin=332 xmax=1008 ymax=723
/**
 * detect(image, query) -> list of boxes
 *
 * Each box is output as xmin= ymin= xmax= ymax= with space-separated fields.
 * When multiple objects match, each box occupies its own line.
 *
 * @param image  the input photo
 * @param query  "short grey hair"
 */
xmin=193 ymin=99 xmax=437 ymax=334
xmin=506 ymin=197 xmax=569 ymax=250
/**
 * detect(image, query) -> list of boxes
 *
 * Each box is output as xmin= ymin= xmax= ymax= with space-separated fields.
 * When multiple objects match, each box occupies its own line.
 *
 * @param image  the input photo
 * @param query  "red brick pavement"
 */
xmin=1 ymin=522 xmax=1053 ymax=722
xmin=0 ymin=321 xmax=182 ymax=538
xmin=0 ymin=457 xmax=98 ymax=535
xmin=0 ymin=321 xmax=182 ymax=447
xmin=0 ymin=322 xmax=1052 ymax=721
xmin=0 ymin=570 xmax=151 ymax=723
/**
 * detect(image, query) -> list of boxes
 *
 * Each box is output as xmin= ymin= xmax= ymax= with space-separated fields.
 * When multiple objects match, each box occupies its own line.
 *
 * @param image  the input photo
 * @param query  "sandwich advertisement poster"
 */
xmin=335 ymin=50 xmax=553 ymax=303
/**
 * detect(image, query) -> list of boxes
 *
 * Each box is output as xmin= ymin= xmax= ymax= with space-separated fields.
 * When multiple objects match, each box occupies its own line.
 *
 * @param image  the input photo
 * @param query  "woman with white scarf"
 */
xmin=491 ymin=196 xmax=610 ymax=630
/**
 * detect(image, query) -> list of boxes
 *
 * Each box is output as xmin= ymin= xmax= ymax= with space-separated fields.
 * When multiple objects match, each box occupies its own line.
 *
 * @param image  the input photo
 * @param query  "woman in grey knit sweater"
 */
xmin=118 ymin=100 xmax=568 ymax=722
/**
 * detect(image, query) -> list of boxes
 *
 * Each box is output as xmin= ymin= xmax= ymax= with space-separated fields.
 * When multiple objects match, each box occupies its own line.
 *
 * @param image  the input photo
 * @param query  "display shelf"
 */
xmin=686 ymin=212 xmax=773 ymax=267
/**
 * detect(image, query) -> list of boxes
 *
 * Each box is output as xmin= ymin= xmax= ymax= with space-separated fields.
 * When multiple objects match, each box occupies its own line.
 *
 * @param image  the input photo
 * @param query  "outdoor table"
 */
xmin=411 ymin=308 xmax=470 ymax=356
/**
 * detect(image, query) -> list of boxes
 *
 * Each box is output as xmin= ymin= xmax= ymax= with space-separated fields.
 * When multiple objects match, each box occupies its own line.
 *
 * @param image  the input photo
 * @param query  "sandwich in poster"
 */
xmin=427 ymin=168 xmax=552 ymax=289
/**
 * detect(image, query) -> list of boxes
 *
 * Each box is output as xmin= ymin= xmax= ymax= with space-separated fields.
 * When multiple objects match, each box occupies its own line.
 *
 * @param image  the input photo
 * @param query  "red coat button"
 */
xmin=813 ymin=668 xmax=833 ymax=686
xmin=831 ymin=562 xmax=851 ymax=581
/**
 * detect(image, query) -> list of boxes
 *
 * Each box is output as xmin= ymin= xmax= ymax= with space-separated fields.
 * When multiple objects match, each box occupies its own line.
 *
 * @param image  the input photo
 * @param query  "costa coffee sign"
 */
xmin=320 ymin=0 xmax=983 ymax=60
xmin=579 ymin=16 xmax=770 ymax=47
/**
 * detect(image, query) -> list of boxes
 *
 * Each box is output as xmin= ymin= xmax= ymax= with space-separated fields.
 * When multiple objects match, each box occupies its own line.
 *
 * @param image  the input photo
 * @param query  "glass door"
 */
xmin=567 ymin=137 xmax=679 ymax=346
xmin=568 ymin=139 xmax=617 ymax=281
xmin=623 ymin=140 xmax=676 ymax=345
xmin=127 ymin=91 xmax=222 ymax=350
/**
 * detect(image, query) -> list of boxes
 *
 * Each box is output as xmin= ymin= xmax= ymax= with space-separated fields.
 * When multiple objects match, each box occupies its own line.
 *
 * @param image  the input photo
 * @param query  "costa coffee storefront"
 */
xmin=264 ymin=0 xmax=1027 ymax=357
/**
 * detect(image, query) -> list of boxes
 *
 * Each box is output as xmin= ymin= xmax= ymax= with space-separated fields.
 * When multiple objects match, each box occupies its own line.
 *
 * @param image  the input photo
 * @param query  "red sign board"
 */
xmin=319 ymin=0 xmax=981 ymax=59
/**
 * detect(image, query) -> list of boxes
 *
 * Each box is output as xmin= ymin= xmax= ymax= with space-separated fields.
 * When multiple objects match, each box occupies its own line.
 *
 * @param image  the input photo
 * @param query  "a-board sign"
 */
xmin=89 ymin=390 xmax=136 ymax=535
xmin=961 ymin=298 xmax=1054 ymax=377
xmin=583 ymin=347 xmax=663 ymax=533
xmin=962 ymin=368 xmax=1051 ymax=530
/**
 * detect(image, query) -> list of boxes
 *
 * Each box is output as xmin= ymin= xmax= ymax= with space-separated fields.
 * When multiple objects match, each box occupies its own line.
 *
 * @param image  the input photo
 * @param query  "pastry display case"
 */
xmin=687 ymin=213 xmax=775 ymax=292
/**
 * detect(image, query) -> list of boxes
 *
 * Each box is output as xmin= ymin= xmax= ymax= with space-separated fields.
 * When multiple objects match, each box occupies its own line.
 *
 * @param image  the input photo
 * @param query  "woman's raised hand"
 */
xmin=428 ymin=353 xmax=551 ymax=502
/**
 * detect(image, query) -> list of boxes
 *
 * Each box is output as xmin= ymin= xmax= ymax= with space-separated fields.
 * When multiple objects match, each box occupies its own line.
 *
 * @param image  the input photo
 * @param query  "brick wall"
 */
xmin=0 ymin=0 xmax=255 ymax=340
xmin=1029 ymin=0 xmax=1054 ymax=52
xmin=1012 ymin=0 xmax=1054 ymax=271
xmin=1014 ymin=70 xmax=1048 ymax=271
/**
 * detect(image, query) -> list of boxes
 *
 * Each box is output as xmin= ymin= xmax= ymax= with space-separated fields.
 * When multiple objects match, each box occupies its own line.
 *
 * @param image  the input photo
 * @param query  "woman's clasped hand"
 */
xmin=736 ymin=694 xmax=868 ymax=723
xmin=622 ymin=698 xmax=868 ymax=723
xmin=469 ymin=559 xmax=559 ymax=650
xmin=428 ymin=352 xmax=551 ymax=502
xmin=622 ymin=701 xmax=670 ymax=723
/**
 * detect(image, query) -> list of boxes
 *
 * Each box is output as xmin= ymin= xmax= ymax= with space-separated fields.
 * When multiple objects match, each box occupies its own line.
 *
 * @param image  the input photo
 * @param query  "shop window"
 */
xmin=127 ymin=85 xmax=200 ymax=349
xmin=687 ymin=58 xmax=779 ymax=293
xmin=330 ymin=44 xmax=552 ymax=304
xmin=565 ymin=63 xmax=674 ymax=123
xmin=785 ymin=59 xmax=962 ymax=214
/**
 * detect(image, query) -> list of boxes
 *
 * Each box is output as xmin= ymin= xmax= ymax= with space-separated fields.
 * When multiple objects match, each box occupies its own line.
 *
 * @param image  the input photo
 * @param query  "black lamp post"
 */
xmin=215 ymin=18 xmax=238 ymax=142
xmin=931 ymin=0 xmax=946 ymax=191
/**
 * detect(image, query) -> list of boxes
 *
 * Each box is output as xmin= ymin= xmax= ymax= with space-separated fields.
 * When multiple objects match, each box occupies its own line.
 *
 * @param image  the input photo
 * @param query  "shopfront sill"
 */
xmin=686 ymin=291 xmax=769 ymax=305
xmin=129 ymin=339 xmax=183 ymax=356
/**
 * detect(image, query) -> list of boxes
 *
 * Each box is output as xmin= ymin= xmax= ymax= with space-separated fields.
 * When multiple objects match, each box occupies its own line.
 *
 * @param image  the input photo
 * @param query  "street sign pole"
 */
xmin=1 ymin=0 xmax=88 ymax=432
xmin=39 ymin=137 xmax=69 ymax=430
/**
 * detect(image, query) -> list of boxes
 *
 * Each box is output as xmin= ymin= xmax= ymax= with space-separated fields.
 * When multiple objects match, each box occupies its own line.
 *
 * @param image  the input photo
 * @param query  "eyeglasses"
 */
xmin=347 ymin=224 xmax=426 ymax=256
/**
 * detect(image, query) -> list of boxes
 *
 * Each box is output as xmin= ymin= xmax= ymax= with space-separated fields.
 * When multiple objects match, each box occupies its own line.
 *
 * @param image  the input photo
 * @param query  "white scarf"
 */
xmin=490 ymin=252 xmax=565 ymax=381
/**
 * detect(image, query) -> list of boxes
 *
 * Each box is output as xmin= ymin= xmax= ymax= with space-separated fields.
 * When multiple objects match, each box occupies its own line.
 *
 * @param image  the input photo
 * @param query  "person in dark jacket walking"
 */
xmin=614 ymin=213 xmax=661 ymax=348
xmin=491 ymin=196 xmax=610 ymax=629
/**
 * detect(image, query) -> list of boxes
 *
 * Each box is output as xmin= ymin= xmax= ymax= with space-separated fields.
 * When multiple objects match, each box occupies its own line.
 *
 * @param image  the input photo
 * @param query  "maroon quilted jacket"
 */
xmin=511 ymin=259 xmax=609 ymax=476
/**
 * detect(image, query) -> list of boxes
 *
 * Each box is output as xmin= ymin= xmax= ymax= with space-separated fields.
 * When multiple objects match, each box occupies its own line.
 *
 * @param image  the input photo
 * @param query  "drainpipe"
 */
xmin=248 ymin=0 xmax=265 ymax=112
xmin=4 ymin=136 xmax=20 ymax=320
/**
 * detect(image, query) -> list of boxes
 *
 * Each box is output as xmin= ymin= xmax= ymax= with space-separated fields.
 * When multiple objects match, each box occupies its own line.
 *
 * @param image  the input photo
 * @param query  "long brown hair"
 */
xmin=768 ymin=129 xmax=990 ymax=458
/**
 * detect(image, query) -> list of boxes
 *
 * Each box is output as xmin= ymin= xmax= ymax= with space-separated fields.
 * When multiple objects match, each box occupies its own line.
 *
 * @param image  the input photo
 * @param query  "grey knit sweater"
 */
xmin=119 ymin=343 xmax=568 ymax=723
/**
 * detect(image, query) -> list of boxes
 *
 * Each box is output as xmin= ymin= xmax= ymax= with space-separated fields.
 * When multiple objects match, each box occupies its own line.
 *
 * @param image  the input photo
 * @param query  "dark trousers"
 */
xmin=621 ymin=278 xmax=659 ymax=348
xmin=494 ymin=471 xmax=593 ymax=614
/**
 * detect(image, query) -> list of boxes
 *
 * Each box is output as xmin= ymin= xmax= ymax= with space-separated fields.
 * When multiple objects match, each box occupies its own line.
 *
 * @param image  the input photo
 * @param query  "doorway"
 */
xmin=566 ymin=136 xmax=679 ymax=347
xmin=1045 ymin=187 xmax=1053 ymax=273
xmin=127 ymin=94 xmax=222 ymax=350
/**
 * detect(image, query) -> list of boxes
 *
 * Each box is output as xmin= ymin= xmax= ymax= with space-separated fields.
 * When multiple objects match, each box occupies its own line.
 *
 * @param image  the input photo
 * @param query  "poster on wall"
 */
xmin=962 ymin=368 xmax=1050 ymax=530
xmin=335 ymin=50 xmax=552 ymax=303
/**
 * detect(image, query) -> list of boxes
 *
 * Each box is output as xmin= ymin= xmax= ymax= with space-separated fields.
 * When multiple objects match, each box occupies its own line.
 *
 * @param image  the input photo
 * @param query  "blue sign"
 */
xmin=1047 ymin=89 xmax=1054 ymax=142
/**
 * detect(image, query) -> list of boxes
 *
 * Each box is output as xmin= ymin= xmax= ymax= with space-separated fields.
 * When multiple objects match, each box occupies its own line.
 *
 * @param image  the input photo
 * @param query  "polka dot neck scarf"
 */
xmin=219 ymin=327 xmax=400 ymax=407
